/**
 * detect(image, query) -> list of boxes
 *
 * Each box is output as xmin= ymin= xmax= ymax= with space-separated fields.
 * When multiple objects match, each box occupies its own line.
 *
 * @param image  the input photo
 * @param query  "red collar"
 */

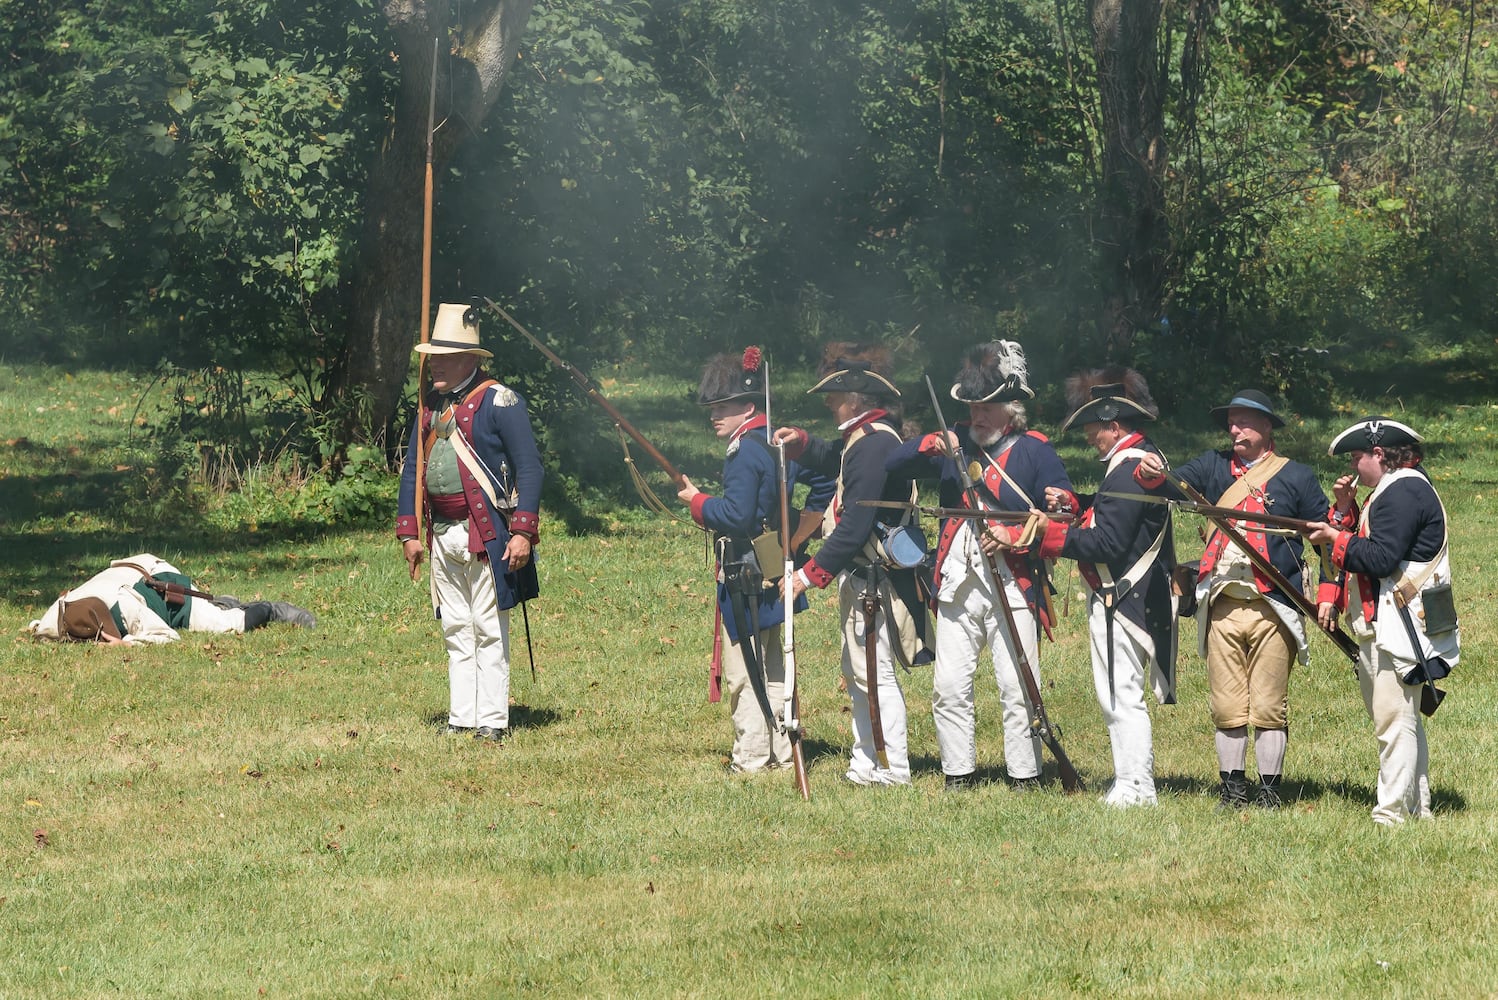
xmin=841 ymin=409 xmax=890 ymax=441
xmin=730 ymin=413 xmax=768 ymax=444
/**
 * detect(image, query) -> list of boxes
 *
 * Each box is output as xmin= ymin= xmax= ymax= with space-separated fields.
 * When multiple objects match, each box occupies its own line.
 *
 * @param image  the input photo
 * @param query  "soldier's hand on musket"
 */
xmin=503 ymin=533 xmax=532 ymax=572
xmin=676 ymin=475 xmax=701 ymax=505
xmin=978 ymin=523 xmax=1011 ymax=556
xmin=1043 ymin=486 xmax=1070 ymax=512
xmin=771 ymin=426 xmax=803 ymax=448
xmin=1316 ymin=600 xmax=1340 ymax=631
xmin=1300 ymin=521 xmax=1339 ymax=547
xmin=402 ymin=538 xmax=425 ymax=582
xmin=790 ymin=572 xmax=808 ymax=601
xmin=1139 ymin=454 xmax=1165 ymax=479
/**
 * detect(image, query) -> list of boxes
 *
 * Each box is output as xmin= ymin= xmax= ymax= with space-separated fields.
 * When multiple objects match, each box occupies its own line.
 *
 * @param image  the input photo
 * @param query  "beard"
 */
xmin=971 ymin=424 xmax=1009 ymax=448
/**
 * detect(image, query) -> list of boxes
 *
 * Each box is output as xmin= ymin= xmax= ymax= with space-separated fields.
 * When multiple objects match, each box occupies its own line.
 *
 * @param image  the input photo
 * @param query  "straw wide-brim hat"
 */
xmin=414 ymin=302 xmax=493 ymax=359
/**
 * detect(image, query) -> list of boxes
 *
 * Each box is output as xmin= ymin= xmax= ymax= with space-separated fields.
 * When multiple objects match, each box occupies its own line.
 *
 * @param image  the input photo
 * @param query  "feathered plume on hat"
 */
xmin=807 ymin=342 xmax=900 ymax=398
xmin=1058 ymin=366 xmax=1159 ymax=432
xmin=951 ymin=341 xmax=1034 ymax=403
xmin=695 ymin=347 xmax=765 ymax=406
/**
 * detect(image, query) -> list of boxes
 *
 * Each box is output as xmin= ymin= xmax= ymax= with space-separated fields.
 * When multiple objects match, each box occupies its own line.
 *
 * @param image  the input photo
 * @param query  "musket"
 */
xmin=412 ymin=38 xmax=440 ymax=538
xmin=857 ymin=499 xmax=1073 ymax=524
xmin=861 ymin=586 xmax=889 ymax=769
xmin=1128 ymin=470 xmax=1361 ymax=664
xmin=480 ymin=297 xmax=687 ymax=488
xmin=1098 ymin=492 xmax=1318 ymax=533
xmin=770 ymin=359 xmax=811 ymax=799
xmin=923 ymin=376 xmax=1084 ymax=793
xmin=140 ymin=577 xmax=215 ymax=605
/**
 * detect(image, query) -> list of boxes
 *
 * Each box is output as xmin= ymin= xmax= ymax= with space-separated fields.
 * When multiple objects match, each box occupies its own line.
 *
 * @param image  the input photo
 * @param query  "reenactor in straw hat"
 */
xmin=1038 ymin=369 xmax=1176 ymax=808
xmin=884 ymin=341 xmax=1077 ymax=792
xmin=29 ymin=553 xmax=315 ymax=644
xmin=773 ymin=343 xmax=932 ymax=787
xmin=676 ymin=347 xmax=835 ymax=773
xmin=397 ymin=302 xmax=544 ymax=743
xmin=1303 ymin=417 xmax=1459 ymax=825
xmin=1136 ymin=389 xmax=1335 ymax=811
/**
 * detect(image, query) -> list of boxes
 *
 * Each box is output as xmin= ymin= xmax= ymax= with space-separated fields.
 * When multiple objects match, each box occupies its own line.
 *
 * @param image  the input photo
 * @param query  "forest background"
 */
xmin=2 ymin=0 xmax=1495 ymax=511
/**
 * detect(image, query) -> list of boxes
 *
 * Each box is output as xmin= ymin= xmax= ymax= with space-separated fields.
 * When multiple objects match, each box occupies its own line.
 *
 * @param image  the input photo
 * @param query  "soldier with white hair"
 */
xmin=885 ymin=342 xmax=1077 ymax=792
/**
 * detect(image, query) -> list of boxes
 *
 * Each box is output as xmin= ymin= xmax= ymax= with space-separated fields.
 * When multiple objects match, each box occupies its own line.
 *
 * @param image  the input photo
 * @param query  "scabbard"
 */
xmin=861 ymin=583 xmax=889 ymax=769
xmin=1102 ymin=589 xmax=1117 ymax=710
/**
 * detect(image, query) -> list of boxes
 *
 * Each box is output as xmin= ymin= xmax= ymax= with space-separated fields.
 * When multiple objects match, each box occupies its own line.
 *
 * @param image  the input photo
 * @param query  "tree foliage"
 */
xmin=2 ymin=0 xmax=1495 ymax=498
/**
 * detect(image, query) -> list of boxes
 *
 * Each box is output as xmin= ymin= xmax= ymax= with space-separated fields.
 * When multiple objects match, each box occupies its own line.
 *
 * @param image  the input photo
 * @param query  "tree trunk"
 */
xmin=1087 ymin=0 xmax=1168 ymax=353
xmin=326 ymin=0 xmax=534 ymax=450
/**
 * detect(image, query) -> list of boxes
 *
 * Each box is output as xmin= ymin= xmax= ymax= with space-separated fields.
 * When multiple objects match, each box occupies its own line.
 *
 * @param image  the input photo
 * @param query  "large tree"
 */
xmin=325 ymin=0 xmax=535 ymax=443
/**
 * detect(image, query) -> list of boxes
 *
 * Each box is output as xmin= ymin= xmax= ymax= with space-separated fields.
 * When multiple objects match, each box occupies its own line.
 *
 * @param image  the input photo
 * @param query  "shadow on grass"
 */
xmin=422 ymin=706 xmax=564 ymax=735
xmin=1155 ymin=771 xmax=1467 ymax=816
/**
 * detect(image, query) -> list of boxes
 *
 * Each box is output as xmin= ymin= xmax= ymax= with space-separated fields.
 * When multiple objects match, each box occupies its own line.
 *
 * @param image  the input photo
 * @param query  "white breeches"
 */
xmin=432 ymin=522 xmax=511 ymax=730
xmin=837 ymin=571 xmax=910 ymax=785
xmin=931 ymin=574 xmax=1041 ymax=779
xmin=1357 ymin=639 xmax=1430 ymax=824
xmin=721 ymin=621 xmax=790 ymax=772
xmin=1088 ymin=594 xmax=1156 ymax=806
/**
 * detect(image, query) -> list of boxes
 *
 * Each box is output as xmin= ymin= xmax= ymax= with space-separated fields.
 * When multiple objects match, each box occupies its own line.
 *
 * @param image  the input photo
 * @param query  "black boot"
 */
xmin=944 ymin=772 xmax=974 ymax=792
xmin=267 ymin=601 xmax=316 ymax=628
xmin=1255 ymin=773 xmax=1283 ymax=810
xmin=1216 ymin=770 xmax=1249 ymax=810
xmin=242 ymin=602 xmax=274 ymax=631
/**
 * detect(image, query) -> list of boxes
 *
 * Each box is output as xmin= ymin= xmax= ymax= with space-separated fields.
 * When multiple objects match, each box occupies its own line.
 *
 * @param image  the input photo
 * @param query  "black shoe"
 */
xmin=944 ymin=772 xmax=974 ymax=792
xmin=268 ymin=601 xmax=317 ymax=628
xmin=445 ymin=724 xmax=474 ymax=735
xmin=1010 ymin=776 xmax=1043 ymax=793
xmin=1255 ymin=776 xmax=1283 ymax=810
xmin=1216 ymin=771 xmax=1249 ymax=811
xmin=474 ymin=726 xmax=507 ymax=743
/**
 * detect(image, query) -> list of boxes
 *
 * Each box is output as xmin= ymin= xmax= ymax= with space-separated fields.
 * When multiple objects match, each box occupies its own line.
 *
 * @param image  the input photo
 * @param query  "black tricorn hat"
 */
xmin=950 ymin=341 xmax=1034 ymax=403
xmin=1209 ymin=389 xmax=1285 ymax=429
xmin=1059 ymin=367 xmax=1159 ymax=432
xmin=1329 ymin=416 xmax=1422 ymax=456
xmin=807 ymin=361 xmax=900 ymax=398
xmin=696 ymin=347 xmax=766 ymax=406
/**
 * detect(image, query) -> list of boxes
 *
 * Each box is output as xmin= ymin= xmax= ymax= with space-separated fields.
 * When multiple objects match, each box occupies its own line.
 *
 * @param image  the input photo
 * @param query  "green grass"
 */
xmin=2 ymin=362 xmax=1497 ymax=997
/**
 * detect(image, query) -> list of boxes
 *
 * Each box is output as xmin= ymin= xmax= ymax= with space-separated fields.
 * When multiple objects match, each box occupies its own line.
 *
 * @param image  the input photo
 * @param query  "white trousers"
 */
xmin=1088 ymin=594 xmax=1156 ymax=806
xmin=932 ymin=574 xmax=1041 ymax=779
xmin=186 ymin=599 xmax=247 ymax=634
xmin=837 ymin=571 xmax=910 ymax=785
xmin=432 ymin=522 xmax=511 ymax=730
xmin=721 ymin=621 xmax=790 ymax=771
xmin=1357 ymin=639 xmax=1431 ymax=824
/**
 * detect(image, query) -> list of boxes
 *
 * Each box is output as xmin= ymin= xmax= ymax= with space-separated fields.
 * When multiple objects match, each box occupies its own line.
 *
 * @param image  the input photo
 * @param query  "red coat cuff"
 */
xmin=1038 ymin=519 xmax=1069 ymax=560
xmin=509 ymin=510 xmax=540 ymax=543
xmin=1134 ymin=465 xmax=1166 ymax=489
xmin=689 ymin=493 xmax=711 ymax=525
xmin=803 ymin=558 xmax=834 ymax=589
xmin=1330 ymin=530 xmax=1352 ymax=569
xmin=918 ymin=432 xmax=946 ymax=456
xmin=396 ymin=515 xmax=419 ymax=540
xmin=1316 ymin=581 xmax=1342 ymax=606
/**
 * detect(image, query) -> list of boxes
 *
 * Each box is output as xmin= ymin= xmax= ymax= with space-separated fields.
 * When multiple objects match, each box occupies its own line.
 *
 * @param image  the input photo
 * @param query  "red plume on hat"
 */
xmin=696 ymin=348 xmax=766 ymax=405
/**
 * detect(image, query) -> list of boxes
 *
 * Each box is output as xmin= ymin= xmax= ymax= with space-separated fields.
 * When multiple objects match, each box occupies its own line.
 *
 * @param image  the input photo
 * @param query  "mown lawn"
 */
xmin=1 ymin=361 xmax=1495 ymax=998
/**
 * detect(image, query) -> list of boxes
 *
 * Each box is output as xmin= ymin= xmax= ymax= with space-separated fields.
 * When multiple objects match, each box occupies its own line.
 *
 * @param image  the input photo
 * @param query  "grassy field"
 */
xmin=2 ymin=360 xmax=1496 ymax=998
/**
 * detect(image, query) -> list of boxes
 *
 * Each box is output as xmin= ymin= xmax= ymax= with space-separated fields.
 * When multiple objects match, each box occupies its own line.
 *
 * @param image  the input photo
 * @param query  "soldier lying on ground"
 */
xmin=28 ymin=553 xmax=316 ymax=645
